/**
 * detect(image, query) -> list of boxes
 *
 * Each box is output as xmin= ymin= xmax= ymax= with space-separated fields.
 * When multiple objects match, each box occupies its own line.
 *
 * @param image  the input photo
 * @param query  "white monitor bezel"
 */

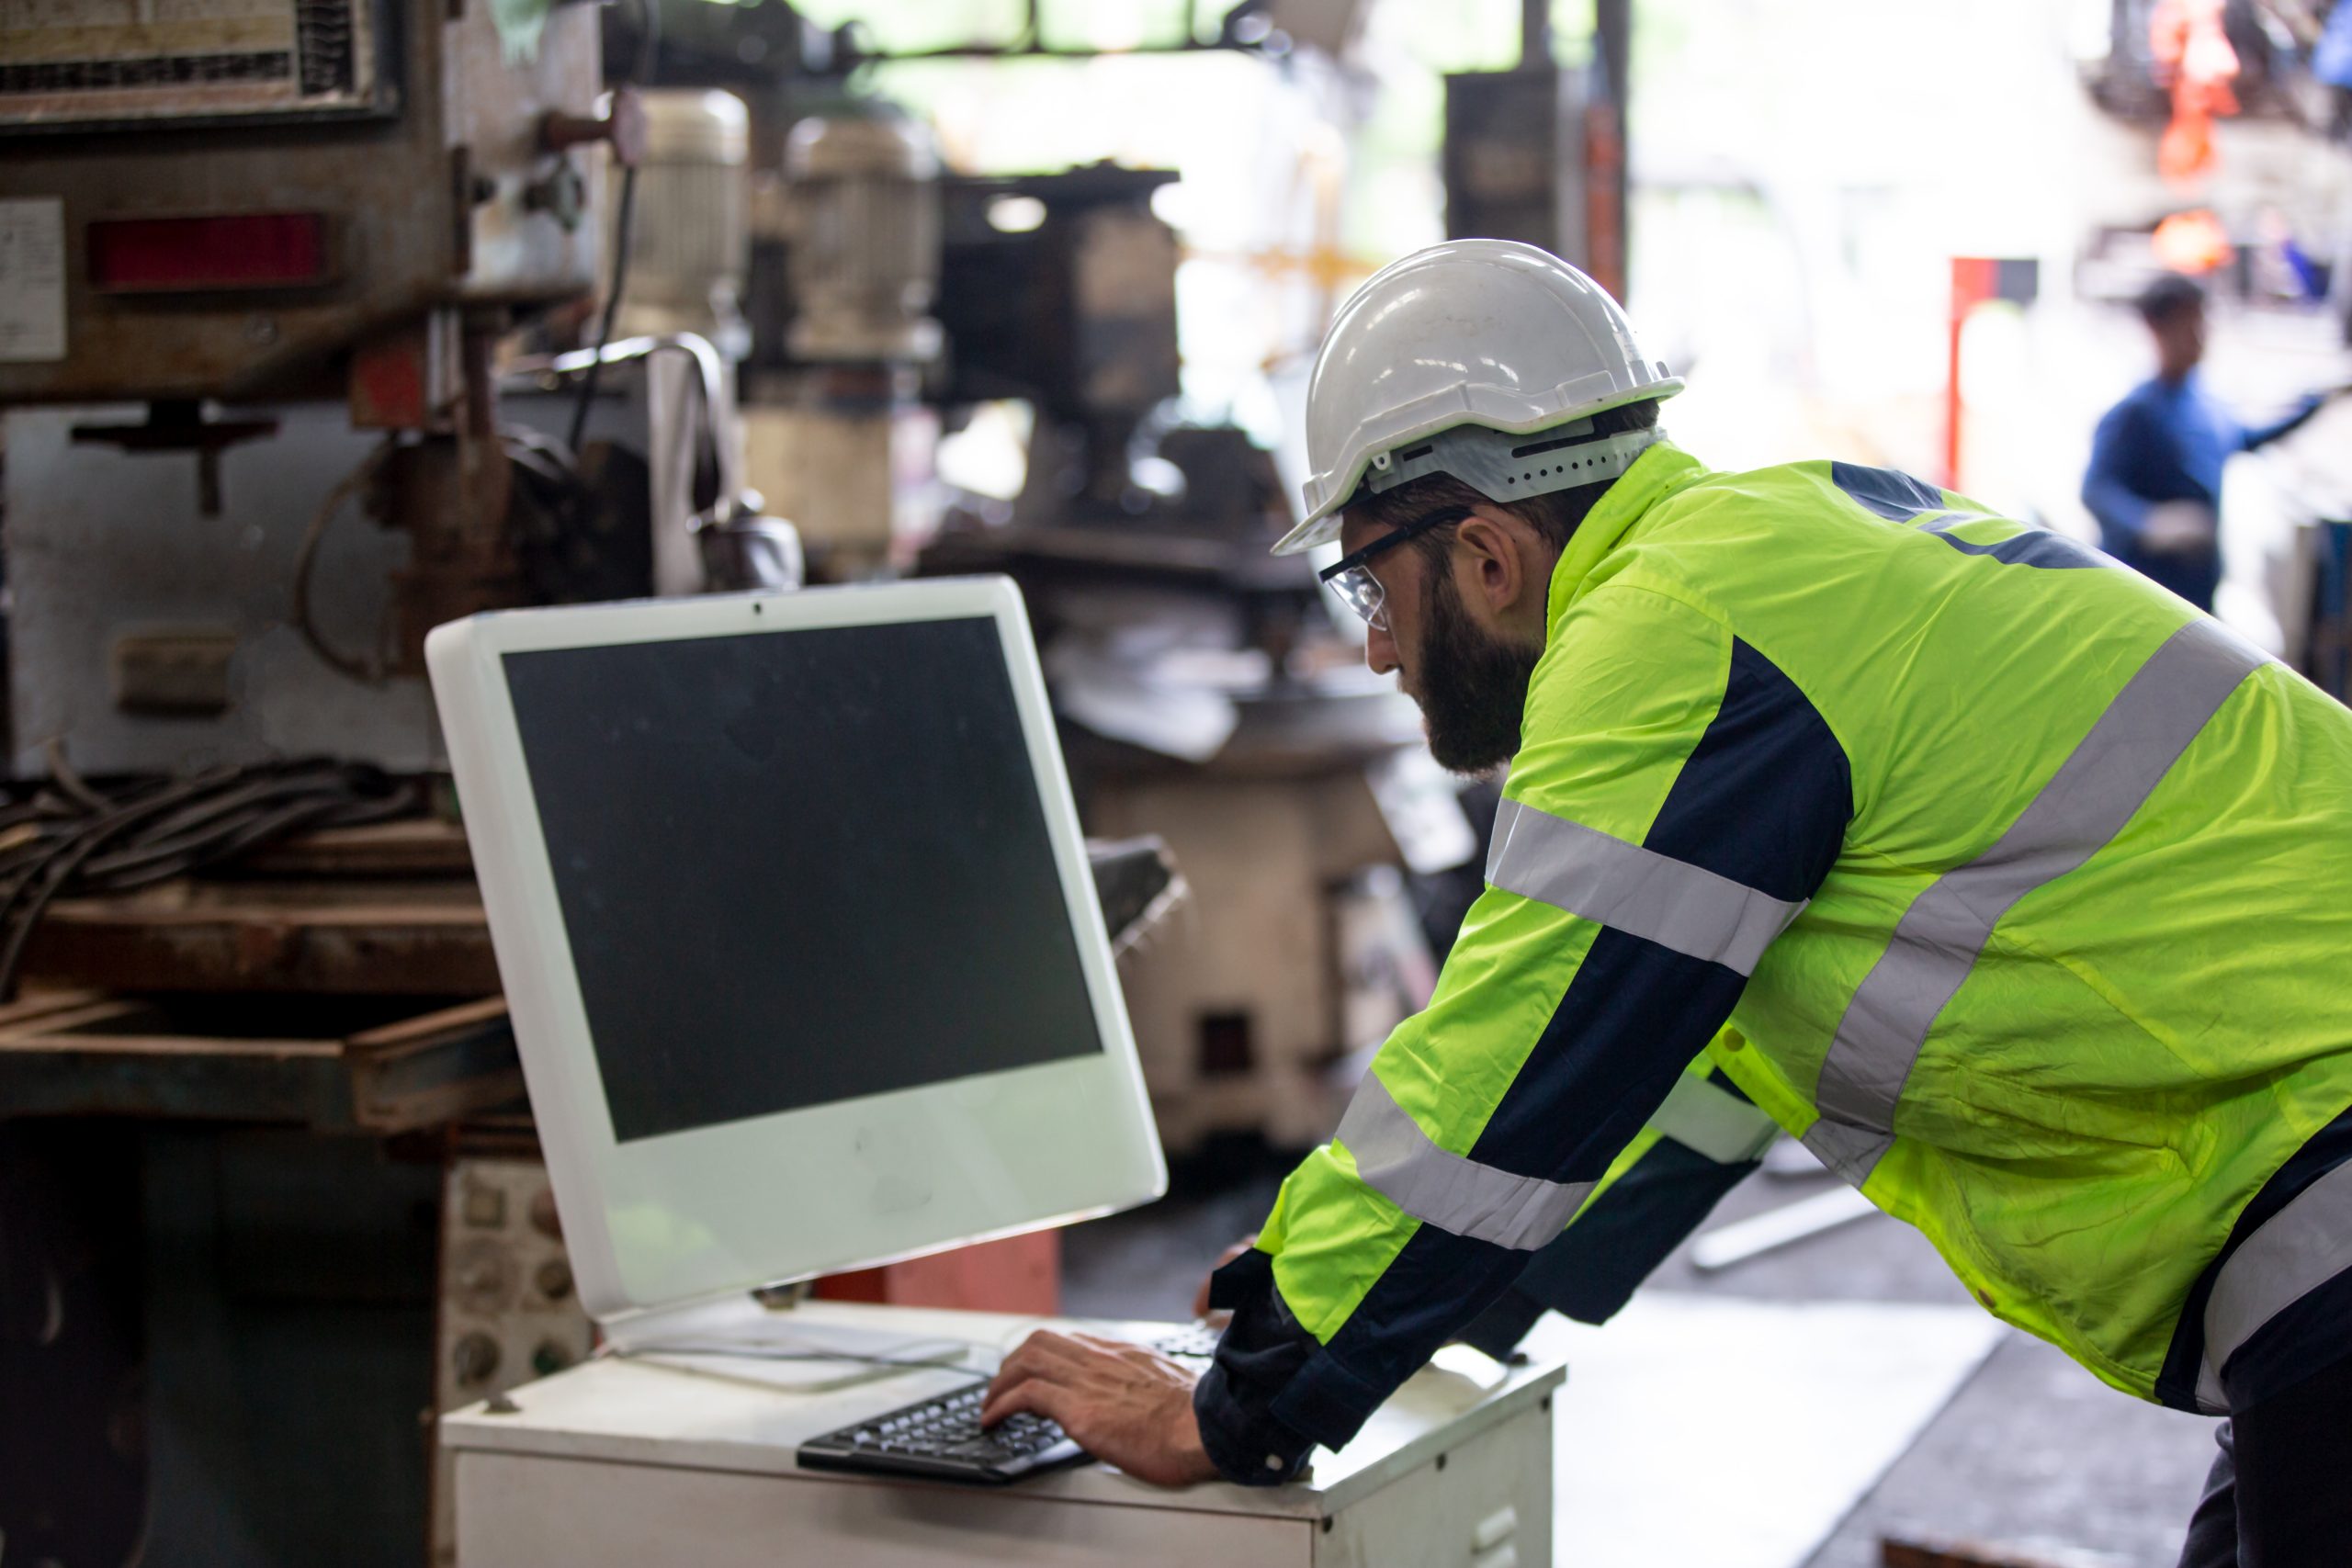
xmin=427 ymin=577 xmax=1166 ymax=1337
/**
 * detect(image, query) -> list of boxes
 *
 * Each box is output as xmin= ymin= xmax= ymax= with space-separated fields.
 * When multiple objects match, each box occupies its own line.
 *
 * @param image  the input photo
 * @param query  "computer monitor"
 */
xmin=427 ymin=578 xmax=1166 ymax=1348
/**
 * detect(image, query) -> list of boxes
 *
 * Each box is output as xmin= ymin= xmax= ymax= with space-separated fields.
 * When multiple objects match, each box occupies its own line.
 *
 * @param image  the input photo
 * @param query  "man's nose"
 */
xmin=1365 ymin=617 xmax=1400 ymax=677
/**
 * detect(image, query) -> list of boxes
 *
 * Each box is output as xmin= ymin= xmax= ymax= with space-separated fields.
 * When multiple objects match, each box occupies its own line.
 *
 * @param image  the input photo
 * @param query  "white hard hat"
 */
xmin=1273 ymin=239 xmax=1682 ymax=556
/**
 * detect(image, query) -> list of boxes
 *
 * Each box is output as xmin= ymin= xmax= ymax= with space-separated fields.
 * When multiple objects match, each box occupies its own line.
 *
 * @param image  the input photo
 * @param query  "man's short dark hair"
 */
xmin=1341 ymin=397 xmax=1662 ymax=562
xmin=2136 ymin=272 xmax=2206 ymax=328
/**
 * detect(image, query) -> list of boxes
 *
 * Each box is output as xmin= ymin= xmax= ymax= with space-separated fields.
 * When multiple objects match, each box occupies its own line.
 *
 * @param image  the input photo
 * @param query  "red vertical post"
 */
xmin=1946 ymin=257 xmax=1996 ymax=491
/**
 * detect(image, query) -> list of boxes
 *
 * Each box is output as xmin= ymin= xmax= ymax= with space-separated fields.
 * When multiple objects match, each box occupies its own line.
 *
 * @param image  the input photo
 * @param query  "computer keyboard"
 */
xmin=1149 ymin=1321 xmax=1224 ymax=1359
xmin=797 ymin=1382 xmax=1088 ymax=1484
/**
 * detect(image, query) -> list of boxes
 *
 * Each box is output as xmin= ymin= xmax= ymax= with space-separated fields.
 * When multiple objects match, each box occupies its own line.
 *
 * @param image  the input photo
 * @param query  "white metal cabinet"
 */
xmin=445 ymin=1303 xmax=1561 ymax=1568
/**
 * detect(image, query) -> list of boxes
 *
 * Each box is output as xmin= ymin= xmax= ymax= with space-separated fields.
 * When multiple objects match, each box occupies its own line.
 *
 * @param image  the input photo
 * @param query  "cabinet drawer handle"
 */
xmin=1473 ymin=1506 xmax=1520 ymax=1551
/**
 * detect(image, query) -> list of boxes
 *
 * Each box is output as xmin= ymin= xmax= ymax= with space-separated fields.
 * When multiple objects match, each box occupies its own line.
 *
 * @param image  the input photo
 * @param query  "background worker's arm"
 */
xmin=1193 ymin=584 xmax=1851 ymax=1483
xmin=1453 ymin=1048 xmax=1780 ymax=1359
xmin=2080 ymin=401 xmax=2161 ymax=547
xmin=2239 ymin=390 xmax=2331 ymax=451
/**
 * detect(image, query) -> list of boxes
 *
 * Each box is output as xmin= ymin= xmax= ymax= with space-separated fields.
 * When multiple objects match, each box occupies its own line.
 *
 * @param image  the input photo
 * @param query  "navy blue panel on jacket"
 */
xmin=1461 ymin=927 xmax=1746 ymax=1180
xmin=1643 ymin=637 xmax=1851 ymax=904
xmin=1925 ymin=524 xmax=2104 ymax=570
xmin=1834 ymin=464 xmax=2109 ymax=575
xmin=1829 ymin=461 xmax=1946 ymax=523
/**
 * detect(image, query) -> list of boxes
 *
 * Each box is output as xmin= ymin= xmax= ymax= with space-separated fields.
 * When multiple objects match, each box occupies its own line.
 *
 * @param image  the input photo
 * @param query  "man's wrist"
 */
xmin=1171 ymin=1401 xmax=1221 ymax=1485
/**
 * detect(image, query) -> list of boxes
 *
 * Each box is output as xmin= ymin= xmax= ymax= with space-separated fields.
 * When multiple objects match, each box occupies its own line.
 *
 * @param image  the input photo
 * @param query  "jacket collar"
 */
xmin=1545 ymin=440 xmax=1712 ymax=636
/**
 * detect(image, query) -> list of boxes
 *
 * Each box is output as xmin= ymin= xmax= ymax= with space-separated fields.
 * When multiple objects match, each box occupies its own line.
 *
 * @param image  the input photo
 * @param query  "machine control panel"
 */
xmin=430 ymin=1155 xmax=594 ymax=1565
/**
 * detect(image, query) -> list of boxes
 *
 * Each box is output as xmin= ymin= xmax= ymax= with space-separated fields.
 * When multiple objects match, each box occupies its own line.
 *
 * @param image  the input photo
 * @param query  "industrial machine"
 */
xmin=0 ymin=4 xmax=1453 ymax=1559
xmin=2 ymin=0 xmax=632 ymax=770
xmin=0 ymin=3 xmax=817 ymax=784
xmin=0 ymin=6 xmax=700 ymax=1565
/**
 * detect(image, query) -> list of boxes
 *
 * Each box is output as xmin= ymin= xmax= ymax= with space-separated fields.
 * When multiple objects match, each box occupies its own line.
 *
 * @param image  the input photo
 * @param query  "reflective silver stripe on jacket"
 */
xmin=1487 ymin=797 xmax=1806 ymax=977
xmin=1336 ymin=1071 xmax=1593 ymax=1251
xmin=1652 ymin=1070 xmax=1781 ymax=1165
xmin=1804 ymin=618 xmax=2267 ymax=1186
xmin=2197 ymin=1160 xmax=2352 ymax=1413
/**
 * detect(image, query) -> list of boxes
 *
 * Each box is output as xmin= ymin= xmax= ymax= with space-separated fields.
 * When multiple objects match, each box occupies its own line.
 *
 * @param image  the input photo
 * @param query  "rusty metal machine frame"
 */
xmin=0 ymin=0 xmax=605 ymax=406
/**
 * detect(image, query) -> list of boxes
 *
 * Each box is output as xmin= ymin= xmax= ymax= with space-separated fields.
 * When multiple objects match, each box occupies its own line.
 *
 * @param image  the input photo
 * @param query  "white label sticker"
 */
xmin=0 ymin=199 xmax=67 ymax=364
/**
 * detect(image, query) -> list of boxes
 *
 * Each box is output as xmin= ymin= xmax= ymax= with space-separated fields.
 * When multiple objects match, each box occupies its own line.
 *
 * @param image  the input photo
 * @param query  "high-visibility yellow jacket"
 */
xmin=1193 ymin=442 xmax=2352 ymax=1483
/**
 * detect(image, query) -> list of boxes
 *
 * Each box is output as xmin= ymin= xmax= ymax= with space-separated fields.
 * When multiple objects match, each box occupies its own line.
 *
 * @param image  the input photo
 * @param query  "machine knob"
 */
xmin=540 ymin=88 xmax=649 ymax=169
xmin=449 ymin=1239 xmax=517 ymax=1315
xmin=535 ymin=1259 xmax=573 ymax=1302
xmin=453 ymin=1332 xmax=502 ymax=1386
xmin=521 ymin=163 xmax=589 ymax=231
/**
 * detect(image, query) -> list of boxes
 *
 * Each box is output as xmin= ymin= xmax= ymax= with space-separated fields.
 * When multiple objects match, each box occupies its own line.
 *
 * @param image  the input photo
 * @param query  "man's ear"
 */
xmin=1453 ymin=507 xmax=1533 ymax=619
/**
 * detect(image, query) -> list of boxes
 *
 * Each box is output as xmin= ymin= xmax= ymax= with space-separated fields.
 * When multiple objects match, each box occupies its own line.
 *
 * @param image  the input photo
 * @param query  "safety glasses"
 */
xmin=1317 ymin=505 xmax=1474 ymax=630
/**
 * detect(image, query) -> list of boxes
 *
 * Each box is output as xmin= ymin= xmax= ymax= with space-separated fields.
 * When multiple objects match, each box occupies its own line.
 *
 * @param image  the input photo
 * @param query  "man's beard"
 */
xmin=1413 ymin=564 xmax=1542 ymax=775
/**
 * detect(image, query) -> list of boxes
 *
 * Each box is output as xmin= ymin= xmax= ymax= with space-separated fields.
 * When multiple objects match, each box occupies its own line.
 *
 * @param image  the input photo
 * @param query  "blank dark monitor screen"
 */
xmin=502 ymin=615 xmax=1103 ymax=1145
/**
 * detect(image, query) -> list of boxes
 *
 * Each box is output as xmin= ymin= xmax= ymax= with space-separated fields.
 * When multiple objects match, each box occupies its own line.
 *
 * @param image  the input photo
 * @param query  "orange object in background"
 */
xmin=2153 ymin=209 xmax=2233 ymax=274
xmin=1944 ymin=257 xmax=2041 ymax=491
xmin=2150 ymin=0 xmax=2241 ymax=182
xmin=817 ymin=1230 xmax=1060 ymax=1315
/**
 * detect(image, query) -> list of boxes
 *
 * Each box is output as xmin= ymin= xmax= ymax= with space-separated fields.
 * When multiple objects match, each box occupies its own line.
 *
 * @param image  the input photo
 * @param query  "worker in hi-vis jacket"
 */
xmin=982 ymin=240 xmax=2352 ymax=1568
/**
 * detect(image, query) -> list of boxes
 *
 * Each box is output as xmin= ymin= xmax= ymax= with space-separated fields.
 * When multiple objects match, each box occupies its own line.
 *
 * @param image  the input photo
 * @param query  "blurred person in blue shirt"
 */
xmin=2081 ymin=273 xmax=2336 ymax=611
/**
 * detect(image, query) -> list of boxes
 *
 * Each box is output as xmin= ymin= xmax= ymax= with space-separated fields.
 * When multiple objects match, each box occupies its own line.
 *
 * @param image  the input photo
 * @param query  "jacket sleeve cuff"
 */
xmin=1454 ymin=1286 xmax=1547 ymax=1362
xmin=1191 ymin=1248 xmax=1319 ymax=1484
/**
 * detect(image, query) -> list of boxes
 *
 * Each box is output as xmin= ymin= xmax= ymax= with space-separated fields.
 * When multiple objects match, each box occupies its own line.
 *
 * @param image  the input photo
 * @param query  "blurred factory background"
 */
xmin=1 ymin=1 xmax=2348 ymax=1563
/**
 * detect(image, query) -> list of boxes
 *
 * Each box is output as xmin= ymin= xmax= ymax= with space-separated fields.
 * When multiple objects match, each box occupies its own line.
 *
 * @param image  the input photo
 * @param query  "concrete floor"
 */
xmin=1060 ymin=1147 xmax=2222 ymax=1568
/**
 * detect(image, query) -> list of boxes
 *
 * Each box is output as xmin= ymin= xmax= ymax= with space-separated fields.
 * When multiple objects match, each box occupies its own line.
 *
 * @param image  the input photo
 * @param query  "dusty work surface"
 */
xmin=1063 ymin=1151 xmax=2220 ymax=1568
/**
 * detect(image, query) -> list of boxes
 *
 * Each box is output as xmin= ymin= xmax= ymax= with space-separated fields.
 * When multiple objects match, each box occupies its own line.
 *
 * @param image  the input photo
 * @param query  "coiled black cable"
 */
xmin=0 ymin=757 xmax=424 ymax=1001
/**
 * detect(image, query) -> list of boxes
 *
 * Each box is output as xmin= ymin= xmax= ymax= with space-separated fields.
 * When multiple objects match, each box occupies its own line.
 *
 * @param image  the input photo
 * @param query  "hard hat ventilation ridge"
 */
xmin=1354 ymin=423 xmax=1664 ymax=513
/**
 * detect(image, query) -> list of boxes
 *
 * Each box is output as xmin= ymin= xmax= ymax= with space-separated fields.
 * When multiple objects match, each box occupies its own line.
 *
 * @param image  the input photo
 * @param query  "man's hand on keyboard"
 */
xmin=980 ymin=1329 xmax=1219 ymax=1487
